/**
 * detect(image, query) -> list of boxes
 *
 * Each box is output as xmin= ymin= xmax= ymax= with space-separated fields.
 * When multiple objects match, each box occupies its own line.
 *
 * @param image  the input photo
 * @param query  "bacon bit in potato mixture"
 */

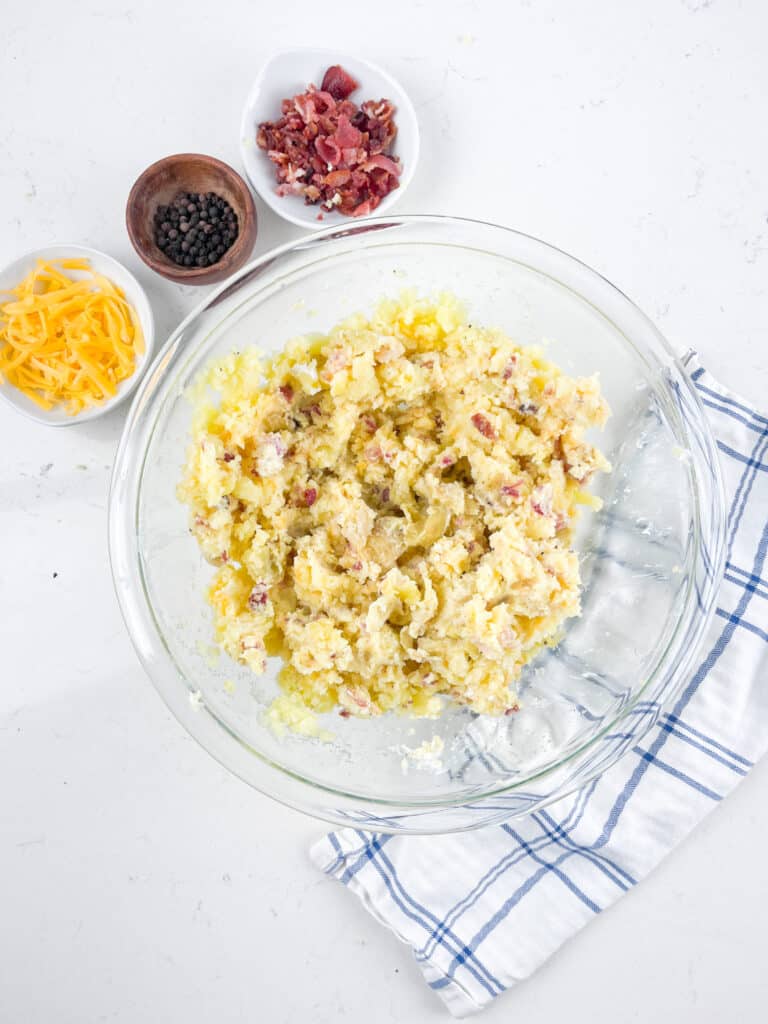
xmin=178 ymin=293 xmax=610 ymax=724
xmin=256 ymin=64 xmax=401 ymax=217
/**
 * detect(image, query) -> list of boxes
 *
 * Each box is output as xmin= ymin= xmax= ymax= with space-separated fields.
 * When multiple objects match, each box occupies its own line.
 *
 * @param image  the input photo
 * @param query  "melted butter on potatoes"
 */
xmin=178 ymin=292 xmax=610 ymax=722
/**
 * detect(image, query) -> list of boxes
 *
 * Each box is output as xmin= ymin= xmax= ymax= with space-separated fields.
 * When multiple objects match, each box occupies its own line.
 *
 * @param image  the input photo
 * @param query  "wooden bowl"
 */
xmin=126 ymin=154 xmax=257 ymax=285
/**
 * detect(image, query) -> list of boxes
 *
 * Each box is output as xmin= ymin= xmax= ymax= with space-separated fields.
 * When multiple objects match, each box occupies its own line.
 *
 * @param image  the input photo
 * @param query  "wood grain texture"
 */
xmin=126 ymin=153 xmax=257 ymax=285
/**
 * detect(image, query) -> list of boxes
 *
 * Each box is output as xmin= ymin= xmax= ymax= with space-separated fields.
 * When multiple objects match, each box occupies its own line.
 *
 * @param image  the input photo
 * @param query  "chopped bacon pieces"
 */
xmin=302 ymin=487 xmax=318 ymax=507
xmin=248 ymin=584 xmax=269 ymax=609
xmin=278 ymin=383 xmax=294 ymax=402
xmin=531 ymin=485 xmax=553 ymax=518
xmin=256 ymin=64 xmax=401 ymax=217
xmin=501 ymin=481 xmax=523 ymax=500
xmin=471 ymin=413 xmax=496 ymax=439
xmin=301 ymin=402 xmax=322 ymax=423
xmin=502 ymin=356 xmax=518 ymax=380
xmin=321 ymin=64 xmax=359 ymax=100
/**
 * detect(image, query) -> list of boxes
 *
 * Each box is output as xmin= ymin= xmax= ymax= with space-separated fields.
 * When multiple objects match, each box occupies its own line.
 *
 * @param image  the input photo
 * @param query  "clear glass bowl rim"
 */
xmin=108 ymin=213 xmax=727 ymax=818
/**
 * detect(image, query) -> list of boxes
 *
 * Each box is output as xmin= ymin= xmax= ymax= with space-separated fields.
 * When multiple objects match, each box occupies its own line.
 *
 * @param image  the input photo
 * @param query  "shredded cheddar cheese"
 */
xmin=0 ymin=258 xmax=144 ymax=414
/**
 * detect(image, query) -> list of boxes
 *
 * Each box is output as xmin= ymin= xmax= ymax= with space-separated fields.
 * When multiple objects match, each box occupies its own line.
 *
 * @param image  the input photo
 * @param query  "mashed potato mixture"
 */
xmin=178 ymin=293 xmax=610 ymax=720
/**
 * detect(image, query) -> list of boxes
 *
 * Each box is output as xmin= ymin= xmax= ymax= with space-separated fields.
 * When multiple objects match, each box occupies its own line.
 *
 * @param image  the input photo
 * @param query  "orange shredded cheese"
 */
xmin=0 ymin=258 xmax=144 ymax=414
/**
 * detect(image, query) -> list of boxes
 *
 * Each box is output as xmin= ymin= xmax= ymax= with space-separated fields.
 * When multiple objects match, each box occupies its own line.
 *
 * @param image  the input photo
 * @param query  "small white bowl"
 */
xmin=239 ymin=48 xmax=420 ymax=230
xmin=0 ymin=244 xmax=155 ymax=426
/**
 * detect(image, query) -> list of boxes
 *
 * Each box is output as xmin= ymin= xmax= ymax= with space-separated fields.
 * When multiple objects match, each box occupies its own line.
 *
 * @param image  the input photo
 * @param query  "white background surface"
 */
xmin=1 ymin=2 xmax=767 ymax=1021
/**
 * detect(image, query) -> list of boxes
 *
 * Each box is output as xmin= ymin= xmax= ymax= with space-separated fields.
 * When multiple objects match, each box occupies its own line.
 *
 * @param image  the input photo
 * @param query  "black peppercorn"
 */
xmin=153 ymin=190 xmax=240 ymax=269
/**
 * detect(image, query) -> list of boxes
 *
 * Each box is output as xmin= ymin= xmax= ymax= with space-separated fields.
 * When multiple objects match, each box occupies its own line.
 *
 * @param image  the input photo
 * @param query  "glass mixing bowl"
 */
xmin=109 ymin=216 xmax=725 ymax=834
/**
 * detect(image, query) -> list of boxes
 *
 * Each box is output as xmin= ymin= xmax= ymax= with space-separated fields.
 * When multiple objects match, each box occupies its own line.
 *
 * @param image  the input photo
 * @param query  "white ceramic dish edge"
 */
xmin=0 ymin=244 xmax=155 ymax=426
xmin=239 ymin=48 xmax=420 ymax=230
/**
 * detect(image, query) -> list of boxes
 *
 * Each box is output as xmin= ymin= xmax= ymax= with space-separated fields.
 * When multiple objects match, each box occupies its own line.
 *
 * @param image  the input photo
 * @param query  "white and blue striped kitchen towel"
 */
xmin=311 ymin=360 xmax=768 ymax=1016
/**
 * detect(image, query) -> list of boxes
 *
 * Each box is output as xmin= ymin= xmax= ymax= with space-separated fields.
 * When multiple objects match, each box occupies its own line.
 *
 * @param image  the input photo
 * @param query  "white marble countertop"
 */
xmin=2 ymin=2 xmax=767 ymax=1021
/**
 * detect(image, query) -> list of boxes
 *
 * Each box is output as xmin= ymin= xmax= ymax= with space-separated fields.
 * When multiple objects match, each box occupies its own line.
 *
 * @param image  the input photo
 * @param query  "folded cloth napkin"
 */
xmin=311 ymin=359 xmax=768 ymax=1016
